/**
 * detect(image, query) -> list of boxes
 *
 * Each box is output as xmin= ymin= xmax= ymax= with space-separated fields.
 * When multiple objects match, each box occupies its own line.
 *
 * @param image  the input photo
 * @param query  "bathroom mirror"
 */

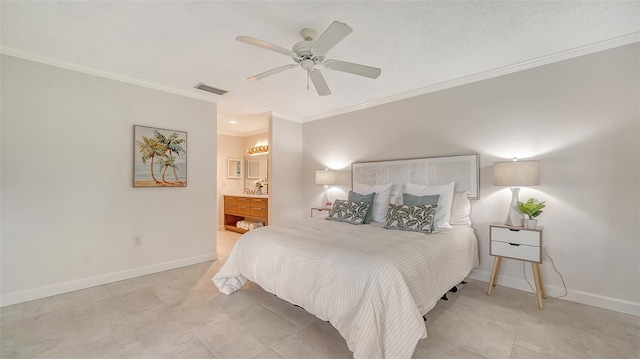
xmin=247 ymin=160 xmax=260 ymax=179
xmin=244 ymin=154 xmax=268 ymax=191
xmin=227 ymin=158 xmax=242 ymax=179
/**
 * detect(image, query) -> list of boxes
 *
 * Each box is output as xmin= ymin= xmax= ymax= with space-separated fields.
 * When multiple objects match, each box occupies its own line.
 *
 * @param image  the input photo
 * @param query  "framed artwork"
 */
xmin=352 ymin=153 xmax=479 ymax=199
xmin=134 ymin=125 xmax=187 ymax=187
xmin=227 ymin=158 xmax=243 ymax=179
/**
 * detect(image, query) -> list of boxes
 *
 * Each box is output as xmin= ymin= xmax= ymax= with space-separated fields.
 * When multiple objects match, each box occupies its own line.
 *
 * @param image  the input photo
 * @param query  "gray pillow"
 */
xmin=348 ymin=190 xmax=376 ymax=224
xmin=325 ymin=199 xmax=371 ymax=225
xmin=403 ymin=193 xmax=440 ymax=206
xmin=384 ymin=204 xmax=437 ymax=234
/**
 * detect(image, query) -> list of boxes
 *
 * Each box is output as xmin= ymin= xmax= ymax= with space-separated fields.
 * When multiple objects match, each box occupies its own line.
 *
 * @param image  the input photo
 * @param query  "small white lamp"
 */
xmin=493 ymin=158 xmax=539 ymax=227
xmin=315 ymin=169 xmax=337 ymax=209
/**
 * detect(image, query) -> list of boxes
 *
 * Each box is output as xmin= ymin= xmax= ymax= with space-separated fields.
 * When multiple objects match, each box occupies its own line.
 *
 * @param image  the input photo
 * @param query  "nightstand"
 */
xmin=311 ymin=207 xmax=331 ymax=218
xmin=487 ymin=223 xmax=546 ymax=309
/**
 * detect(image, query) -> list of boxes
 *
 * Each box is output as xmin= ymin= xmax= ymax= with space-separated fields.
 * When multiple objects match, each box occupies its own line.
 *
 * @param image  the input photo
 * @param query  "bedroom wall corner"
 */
xmin=1 ymin=55 xmax=218 ymax=306
xmin=269 ymin=115 xmax=303 ymax=224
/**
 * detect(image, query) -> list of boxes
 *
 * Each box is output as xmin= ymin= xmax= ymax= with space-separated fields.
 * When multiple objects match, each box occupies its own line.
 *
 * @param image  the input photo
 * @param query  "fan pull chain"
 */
xmin=307 ymin=70 xmax=310 ymax=91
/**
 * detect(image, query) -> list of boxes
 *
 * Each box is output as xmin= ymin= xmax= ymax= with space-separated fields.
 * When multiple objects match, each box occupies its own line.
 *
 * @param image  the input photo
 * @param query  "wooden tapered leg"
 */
xmin=532 ymin=262 xmax=544 ymax=310
xmin=537 ymin=264 xmax=547 ymax=299
xmin=487 ymin=257 xmax=502 ymax=296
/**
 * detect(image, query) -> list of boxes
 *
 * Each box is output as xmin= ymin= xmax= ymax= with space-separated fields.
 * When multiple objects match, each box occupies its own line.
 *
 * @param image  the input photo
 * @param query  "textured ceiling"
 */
xmin=2 ymin=1 xmax=639 ymax=136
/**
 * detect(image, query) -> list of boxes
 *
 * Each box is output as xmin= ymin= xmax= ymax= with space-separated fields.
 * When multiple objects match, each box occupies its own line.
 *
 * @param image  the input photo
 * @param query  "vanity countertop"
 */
xmin=224 ymin=194 xmax=269 ymax=198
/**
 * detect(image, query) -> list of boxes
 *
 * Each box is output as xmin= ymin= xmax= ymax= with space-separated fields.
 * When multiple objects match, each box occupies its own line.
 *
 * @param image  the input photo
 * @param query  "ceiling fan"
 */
xmin=237 ymin=21 xmax=381 ymax=96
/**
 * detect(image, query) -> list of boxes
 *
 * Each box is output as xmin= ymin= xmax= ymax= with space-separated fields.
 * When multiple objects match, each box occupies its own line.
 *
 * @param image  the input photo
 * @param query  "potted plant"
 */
xmin=517 ymin=198 xmax=546 ymax=229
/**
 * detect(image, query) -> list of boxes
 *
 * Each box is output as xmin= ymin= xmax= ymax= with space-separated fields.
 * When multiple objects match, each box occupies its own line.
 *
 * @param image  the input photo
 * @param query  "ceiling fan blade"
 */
xmin=309 ymin=70 xmax=331 ymax=96
xmin=236 ymin=36 xmax=297 ymax=58
xmin=324 ymin=59 xmax=381 ymax=79
xmin=311 ymin=21 xmax=353 ymax=54
xmin=248 ymin=64 xmax=299 ymax=81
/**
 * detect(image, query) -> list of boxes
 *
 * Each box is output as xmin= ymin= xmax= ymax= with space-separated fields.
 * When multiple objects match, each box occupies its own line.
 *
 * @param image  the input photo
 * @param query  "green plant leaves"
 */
xmin=517 ymin=198 xmax=546 ymax=219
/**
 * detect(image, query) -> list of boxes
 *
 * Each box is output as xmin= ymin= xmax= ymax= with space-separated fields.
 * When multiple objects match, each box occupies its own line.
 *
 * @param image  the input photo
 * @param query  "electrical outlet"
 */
xmin=133 ymin=235 xmax=142 ymax=246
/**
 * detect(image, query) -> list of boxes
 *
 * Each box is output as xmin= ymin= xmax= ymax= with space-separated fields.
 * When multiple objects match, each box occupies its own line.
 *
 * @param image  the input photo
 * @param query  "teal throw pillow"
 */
xmin=403 ymin=193 xmax=440 ymax=206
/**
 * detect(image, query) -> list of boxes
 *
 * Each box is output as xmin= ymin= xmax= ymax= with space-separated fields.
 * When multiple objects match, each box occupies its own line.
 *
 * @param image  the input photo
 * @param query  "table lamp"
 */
xmin=315 ymin=169 xmax=337 ymax=209
xmin=493 ymin=158 xmax=539 ymax=226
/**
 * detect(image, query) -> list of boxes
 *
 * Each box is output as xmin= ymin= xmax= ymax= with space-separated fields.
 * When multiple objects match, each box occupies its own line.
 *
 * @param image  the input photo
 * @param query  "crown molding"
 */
xmin=0 ymin=46 xmax=220 ymax=104
xmin=302 ymin=32 xmax=640 ymax=123
xmin=217 ymin=128 xmax=269 ymax=137
xmin=270 ymin=112 xmax=303 ymax=123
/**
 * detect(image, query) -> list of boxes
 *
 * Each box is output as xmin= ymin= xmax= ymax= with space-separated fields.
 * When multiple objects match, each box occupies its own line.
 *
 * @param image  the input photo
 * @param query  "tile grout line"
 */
xmin=270 ymin=343 xmax=290 ymax=359
xmin=259 ymin=301 xmax=312 ymax=330
xmin=191 ymin=328 xmax=220 ymax=358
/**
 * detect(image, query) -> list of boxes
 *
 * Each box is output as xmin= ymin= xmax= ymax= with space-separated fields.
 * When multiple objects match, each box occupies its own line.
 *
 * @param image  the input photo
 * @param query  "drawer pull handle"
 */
xmin=509 ymin=229 xmax=520 ymax=232
xmin=508 ymin=243 xmax=520 ymax=246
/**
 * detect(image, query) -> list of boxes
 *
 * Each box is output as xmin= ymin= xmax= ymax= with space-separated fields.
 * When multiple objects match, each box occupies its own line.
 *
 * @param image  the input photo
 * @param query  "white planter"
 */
xmin=525 ymin=219 xmax=538 ymax=229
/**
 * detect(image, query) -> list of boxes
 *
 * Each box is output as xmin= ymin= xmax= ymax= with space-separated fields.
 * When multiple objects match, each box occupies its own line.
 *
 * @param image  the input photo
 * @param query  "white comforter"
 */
xmin=213 ymin=219 xmax=479 ymax=359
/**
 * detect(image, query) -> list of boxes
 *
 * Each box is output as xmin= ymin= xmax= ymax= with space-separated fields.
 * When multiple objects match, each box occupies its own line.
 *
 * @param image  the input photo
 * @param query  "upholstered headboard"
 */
xmin=351 ymin=154 xmax=479 ymax=199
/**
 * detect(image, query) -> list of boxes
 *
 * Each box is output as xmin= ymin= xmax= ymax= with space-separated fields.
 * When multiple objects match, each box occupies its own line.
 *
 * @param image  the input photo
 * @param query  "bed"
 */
xmin=213 ymin=154 xmax=480 ymax=358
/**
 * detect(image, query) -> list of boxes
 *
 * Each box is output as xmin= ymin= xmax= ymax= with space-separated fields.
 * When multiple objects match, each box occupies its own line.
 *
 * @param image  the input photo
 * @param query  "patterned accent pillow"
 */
xmin=325 ymin=199 xmax=371 ymax=225
xmin=384 ymin=204 xmax=437 ymax=234
xmin=348 ymin=190 xmax=376 ymax=224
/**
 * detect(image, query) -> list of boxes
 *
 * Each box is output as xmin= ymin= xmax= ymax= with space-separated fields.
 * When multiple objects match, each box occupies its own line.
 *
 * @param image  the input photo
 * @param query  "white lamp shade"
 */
xmin=493 ymin=160 xmax=539 ymax=186
xmin=315 ymin=169 xmax=337 ymax=185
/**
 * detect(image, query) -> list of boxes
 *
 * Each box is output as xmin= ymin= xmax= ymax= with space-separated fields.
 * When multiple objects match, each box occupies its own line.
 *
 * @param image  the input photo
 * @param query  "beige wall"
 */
xmin=269 ymin=115 xmax=303 ymax=225
xmin=1 ymin=55 xmax=218 ymax=305
xmin=301 ymin=44 xmax=640 ymax=314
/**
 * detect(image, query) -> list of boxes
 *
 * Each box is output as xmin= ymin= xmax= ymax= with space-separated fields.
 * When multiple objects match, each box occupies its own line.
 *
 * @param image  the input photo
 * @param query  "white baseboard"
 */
xmin=0 ymin=252 xmax=218 ymax=307
xmin=468 ymin=269 xmax=640 ymax=316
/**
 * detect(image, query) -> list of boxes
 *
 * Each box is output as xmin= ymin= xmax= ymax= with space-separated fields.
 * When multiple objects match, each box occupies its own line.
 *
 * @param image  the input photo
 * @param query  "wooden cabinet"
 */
xmin=224 ymin=195 xmax=268 ymax=234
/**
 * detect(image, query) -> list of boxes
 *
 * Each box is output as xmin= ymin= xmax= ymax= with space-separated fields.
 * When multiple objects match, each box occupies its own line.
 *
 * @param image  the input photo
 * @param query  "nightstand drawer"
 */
xmin=491 ymin=240 xmax=541 ymax=262
xmin=491 ymin=226 xmax=540 ymax=246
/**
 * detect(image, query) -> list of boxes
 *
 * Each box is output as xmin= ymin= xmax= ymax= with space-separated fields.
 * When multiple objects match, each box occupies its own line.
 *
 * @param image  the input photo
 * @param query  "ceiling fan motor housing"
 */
xmin=292 ymin=41 xmax=324 ymax=68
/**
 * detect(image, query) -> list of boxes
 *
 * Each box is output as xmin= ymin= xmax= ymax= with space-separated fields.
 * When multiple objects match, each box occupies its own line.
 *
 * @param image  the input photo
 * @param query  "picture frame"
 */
xmin=134 ymin=125 xmax=187 ymax=187
xmin=227 ymin=158 xmax=243 ymax=179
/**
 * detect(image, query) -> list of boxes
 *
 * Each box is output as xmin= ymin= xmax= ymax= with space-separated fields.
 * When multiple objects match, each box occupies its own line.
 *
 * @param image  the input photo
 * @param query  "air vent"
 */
xmin=195 ymin=83 xmax=228 ymax=95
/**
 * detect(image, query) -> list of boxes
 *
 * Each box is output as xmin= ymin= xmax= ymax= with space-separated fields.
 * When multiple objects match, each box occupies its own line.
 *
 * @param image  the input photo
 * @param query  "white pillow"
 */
xmin=405 ymin=182 xmax=455 ymax=229
xmin=450 ymin=191 xmax=472 ymax=226
xmin=353 ymin=183 xmax=392 ymax=222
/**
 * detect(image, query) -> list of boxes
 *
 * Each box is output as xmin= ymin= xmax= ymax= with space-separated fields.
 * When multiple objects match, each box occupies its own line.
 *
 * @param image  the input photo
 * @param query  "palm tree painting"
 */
xmin=134 ymin=125 xmax=187 ymax=187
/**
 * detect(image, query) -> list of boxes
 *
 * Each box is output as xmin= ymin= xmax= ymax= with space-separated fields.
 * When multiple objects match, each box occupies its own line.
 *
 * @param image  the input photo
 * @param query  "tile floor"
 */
xmin=1 ymin=230 xmax=639 ymax=359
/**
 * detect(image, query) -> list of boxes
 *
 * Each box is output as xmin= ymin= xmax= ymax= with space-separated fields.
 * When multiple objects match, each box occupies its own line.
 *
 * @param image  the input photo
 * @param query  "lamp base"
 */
xmin=320 ymin=185 xmax=329 ymax=209
xmin=505 ymin=187 xmax=524 ymax=227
